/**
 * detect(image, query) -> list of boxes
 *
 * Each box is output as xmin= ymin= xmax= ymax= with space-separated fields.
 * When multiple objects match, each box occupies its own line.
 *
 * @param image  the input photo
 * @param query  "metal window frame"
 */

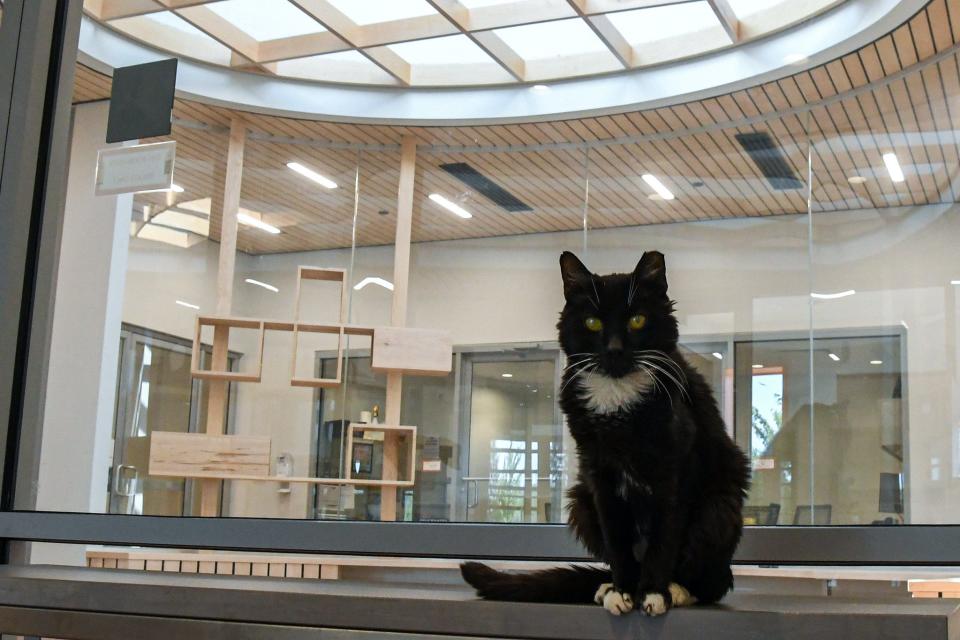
xmin=2 ymin=0 xmax=960 ymax=568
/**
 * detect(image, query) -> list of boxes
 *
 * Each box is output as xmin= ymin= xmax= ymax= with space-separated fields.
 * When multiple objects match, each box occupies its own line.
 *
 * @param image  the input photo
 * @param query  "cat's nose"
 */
xmin=606 ymin=336 xmax=624 ymax=353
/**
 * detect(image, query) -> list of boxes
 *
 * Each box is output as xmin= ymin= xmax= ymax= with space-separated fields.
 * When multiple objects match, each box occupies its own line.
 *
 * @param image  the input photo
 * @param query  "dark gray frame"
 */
xmin=2 ymin=0 xmax=960 ymax=569
xmin=3 ymin=512 xmax=960 ymax=564
xmin=0 ymin=0 xmax=82 ymax=561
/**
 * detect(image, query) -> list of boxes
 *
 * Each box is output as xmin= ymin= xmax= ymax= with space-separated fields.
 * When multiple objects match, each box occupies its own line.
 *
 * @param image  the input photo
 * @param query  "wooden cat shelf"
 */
xmin=189 ymin=266 xmax=452 ymax=387
xmin=149 ymin=426 xmax=417 ymax=487
xmin=155 ymin=265 xmax=446 ymax=489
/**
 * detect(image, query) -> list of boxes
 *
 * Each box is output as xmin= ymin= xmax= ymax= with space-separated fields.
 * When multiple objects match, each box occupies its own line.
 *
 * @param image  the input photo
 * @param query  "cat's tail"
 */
xmin=460 ymin=562 xmax=610 ymax=603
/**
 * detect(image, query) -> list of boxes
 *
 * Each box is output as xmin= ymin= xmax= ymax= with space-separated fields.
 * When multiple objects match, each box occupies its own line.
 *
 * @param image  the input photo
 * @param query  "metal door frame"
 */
xmin=456 ymin=343 xmax=564 ymax=523
xmin=109 ymin=325 xmax=239 ymax=517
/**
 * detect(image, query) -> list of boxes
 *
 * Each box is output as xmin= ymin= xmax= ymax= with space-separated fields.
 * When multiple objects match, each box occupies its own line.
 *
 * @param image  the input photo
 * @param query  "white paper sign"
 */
xmin=422 ymin=460 xmax=442 ymax=472
xmin=95 ymin=140 xmax=176 ymax=196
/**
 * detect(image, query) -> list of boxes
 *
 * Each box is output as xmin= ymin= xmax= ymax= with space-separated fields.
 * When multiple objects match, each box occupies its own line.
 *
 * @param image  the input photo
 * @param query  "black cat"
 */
xmin=461 ymin=251 xmax=750 ymax=616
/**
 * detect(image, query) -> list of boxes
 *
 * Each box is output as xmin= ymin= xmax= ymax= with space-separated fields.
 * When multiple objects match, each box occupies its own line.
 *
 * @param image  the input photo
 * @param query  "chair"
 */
xmin=742 ymin=503 xmax=781 ymax=526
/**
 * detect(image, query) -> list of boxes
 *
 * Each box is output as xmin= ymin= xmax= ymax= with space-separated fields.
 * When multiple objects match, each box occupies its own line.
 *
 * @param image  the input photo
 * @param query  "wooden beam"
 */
xmin=256 ymin=31 xmax=351 ymax=64
xmin=288 ymin=0 xmax=411 ymax=85
xmin=580 ymin=10 xmax=633 ymax=68
xmin=199 ymin=117 xmax=245 ymax=517
xmin=363 ymin=46 xmax=412 ymax=86
xmin=381 ymin=136 xmax=417 ymax=521
xmin=85 ymin=0 xmax=164 ymax=21
xmin=174 ymin=5 xmax=262 ymax=66
xmin=425 ymin=0 xmax=524 ymax=82
xmin=353 ymin=14 xmax=458 ymax=48
xmin=707 ymin=0 xmax=740 ymax=43
xmin=471 ymin=31 xmax=526 ymax=81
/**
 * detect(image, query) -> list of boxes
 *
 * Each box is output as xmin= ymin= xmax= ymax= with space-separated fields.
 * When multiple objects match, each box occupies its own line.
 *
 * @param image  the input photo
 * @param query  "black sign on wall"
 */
xmin=106 ymin=58 xmax=178 ymax=144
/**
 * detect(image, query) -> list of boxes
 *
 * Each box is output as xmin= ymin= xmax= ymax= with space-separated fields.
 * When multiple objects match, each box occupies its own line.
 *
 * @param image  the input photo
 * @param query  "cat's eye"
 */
xmin=628 ymin=314 xmax=646 ymax=331
xmin=584 ymin=317 xmax=603 ymax=332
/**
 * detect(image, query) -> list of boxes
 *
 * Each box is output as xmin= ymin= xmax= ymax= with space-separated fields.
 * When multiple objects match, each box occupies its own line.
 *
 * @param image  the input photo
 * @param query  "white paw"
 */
xmin=641 ymin=592 xmax=667 ymax=616
xmin=668 ymin=583 xmax=697 ymax=607
xmin=594 ymin=582 xmax=614 ymax=605
xmin=602 ymin=589 xmax=634 ymax=615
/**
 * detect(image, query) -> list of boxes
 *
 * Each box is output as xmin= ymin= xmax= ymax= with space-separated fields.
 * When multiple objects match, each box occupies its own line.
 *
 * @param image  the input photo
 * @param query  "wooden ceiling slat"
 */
xmin=71 ymin=2 xmax=960 ymax=254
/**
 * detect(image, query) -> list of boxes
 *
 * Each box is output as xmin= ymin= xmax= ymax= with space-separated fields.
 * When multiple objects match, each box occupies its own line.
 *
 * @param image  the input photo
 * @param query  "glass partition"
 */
xmin=11 ymin=18 xmax=960 ymax=569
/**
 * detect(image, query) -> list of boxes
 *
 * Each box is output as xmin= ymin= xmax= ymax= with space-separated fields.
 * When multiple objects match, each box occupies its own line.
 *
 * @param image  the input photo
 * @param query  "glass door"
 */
xmin=458 ymin=348 xmax=564 ymax=523
xmin=109 ymin=328 xmax=235 ymax=516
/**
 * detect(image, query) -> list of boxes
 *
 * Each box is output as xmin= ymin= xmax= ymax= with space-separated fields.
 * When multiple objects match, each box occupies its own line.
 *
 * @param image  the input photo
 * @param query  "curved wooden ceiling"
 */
xmin=74 ymin=0 xmax=960 ymax=255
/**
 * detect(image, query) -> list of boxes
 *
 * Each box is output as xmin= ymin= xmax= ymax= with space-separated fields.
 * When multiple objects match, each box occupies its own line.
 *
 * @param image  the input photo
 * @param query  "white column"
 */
xmin=33 ymin=101 xmax=133 ymax=565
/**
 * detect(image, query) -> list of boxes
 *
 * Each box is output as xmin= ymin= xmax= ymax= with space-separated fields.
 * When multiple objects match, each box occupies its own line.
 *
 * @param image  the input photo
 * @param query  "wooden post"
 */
xmin=199 ymin=117 xmax=246 ymax=516
xmin=381 ymin=135 xmax=417 ymax=521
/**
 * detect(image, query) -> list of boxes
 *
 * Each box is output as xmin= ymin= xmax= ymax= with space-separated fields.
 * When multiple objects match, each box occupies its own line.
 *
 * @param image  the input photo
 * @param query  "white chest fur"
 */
xmin=579 ymin=370 xmax=652 ymax=414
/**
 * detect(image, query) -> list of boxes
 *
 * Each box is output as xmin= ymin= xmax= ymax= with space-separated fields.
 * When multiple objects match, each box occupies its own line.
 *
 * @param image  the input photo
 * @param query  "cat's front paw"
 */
xmin=639 ymin=591 xmax=669 ymax=616
xmin=595 ymin=584 xmax=634 ymax=615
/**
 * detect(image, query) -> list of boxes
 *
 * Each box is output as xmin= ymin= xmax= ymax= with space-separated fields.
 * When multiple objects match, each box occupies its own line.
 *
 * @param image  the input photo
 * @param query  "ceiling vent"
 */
xmin=734 ymin=132 xmax=804 ymax=190
xmin=439 ymin=162 xmax=533 ymax=212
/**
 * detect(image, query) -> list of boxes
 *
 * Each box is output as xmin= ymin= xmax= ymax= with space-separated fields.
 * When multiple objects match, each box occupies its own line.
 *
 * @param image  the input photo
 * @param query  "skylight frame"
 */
xmin=85 ymin=0 xmax=850 ymax=87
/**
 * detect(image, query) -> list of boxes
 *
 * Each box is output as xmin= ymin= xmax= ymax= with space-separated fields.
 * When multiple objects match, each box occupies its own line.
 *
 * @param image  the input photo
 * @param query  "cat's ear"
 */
xmin=560 ymin=251 xmax=592 ymax=299
xmin=634 ymin=251 xmax=667 ymax=294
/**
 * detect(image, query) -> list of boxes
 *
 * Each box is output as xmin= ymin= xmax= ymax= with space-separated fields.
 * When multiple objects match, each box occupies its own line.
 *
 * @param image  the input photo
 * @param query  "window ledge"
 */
xmin=0 ymin=565 xmax=957 ymax=639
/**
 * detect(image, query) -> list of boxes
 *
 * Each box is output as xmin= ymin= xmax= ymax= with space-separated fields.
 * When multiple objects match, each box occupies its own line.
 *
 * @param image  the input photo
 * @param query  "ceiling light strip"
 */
xmin=287 ymin=162 xmax=338 ymax=188
xmin=237 ymin=212 xmax=281 ymax=234
xmin=429 ymin=193 xmax=472 ymax=219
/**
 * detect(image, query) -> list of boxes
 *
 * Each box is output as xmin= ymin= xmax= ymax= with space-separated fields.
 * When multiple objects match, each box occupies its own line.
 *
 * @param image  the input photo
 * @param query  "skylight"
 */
xmin=206 ymin=0 xmax=325 ymax=41
xmin=324 ymin=0 xmax=437 ymax=26
xmin=494 ymin=18 xmax=610 ymax=59
xmin=89 ymin=0 xmax=849 ymax=87
xmin=609 ymin=2 xmax=725 ymax=45
xmin=389 ymin=34 xmax=494 ymax=65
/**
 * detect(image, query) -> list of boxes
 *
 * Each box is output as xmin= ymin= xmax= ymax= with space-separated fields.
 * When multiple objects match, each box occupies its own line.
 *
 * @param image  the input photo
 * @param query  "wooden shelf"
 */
xmin=346 ymin=424 xmax=417 ymax=484
xmin=190 ymin=316 xmax=265 ymax=382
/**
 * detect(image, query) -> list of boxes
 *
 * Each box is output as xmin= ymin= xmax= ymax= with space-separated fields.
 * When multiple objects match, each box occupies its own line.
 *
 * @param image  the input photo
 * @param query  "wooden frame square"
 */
xmin=344 ymin=423 xmax=417 ymax=485
xmin=191 ymin=316 xmax=264 ymax=382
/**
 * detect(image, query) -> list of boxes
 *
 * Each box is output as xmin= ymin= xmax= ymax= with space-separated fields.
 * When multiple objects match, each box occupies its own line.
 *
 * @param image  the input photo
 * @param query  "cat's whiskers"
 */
xmin=635 ymin=357 xmax=690 ymax=402
xmin=637 ymin=362 xmax=673 ymax=411
xmin=634 ymin=350 xmax=687 ymax=382
xmin=561 ymin=359 xmax=597 ymax=394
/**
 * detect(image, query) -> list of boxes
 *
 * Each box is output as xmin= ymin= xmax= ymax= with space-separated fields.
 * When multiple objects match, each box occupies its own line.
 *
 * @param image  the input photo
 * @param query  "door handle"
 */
xmin=114 ymin=465 xmax=138 ymax=497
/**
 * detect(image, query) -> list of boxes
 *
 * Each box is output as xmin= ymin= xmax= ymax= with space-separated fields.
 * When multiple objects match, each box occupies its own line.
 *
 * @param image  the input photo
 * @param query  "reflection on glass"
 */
xmin=737 ymin=335 xmax=904 ymax=526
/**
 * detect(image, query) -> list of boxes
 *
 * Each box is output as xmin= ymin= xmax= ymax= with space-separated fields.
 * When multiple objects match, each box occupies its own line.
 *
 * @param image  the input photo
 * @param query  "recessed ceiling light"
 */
xmin=828 ymin=353 xmax=840 ymax=361
xmin=810 ymin=290 xmax=856 ymax=300
xmin=287 ymin=162 xmax=338 ymax=189
xmin=429 ymin=193 xmax=472 ymax=219
xmin=245 ymin=278 xmax=278 ymax=293
xmin=870 ymin=360 xmax=883 ymax=365
xmin=951 ymin=280 xmax=960 ymax=285
xmin=783 ymin=53 xmax=809 ymax=65
xmin=175 ymin=300 xmax=199 ymax=310
xmin=531 ymin=84 xmax=550 ymax=93
xmin=882 ymin=152 xmax=905 ymax=183
xmin=752 ymin=364 xmax=763 ymax=369
xmin=354 ymin=276 xmax=394 ymax=291
xmin=847 ymin=176 xmax=868 ymax=185
xmin=641 ymin=174 xmax=675 ymax=200
xmin=237 ymin=212 xmax=281 ymax=235
xmin=501 ymin=373 xmax=513 ymax=378
xmin=712 ymin=352 xmax=723 ymax=360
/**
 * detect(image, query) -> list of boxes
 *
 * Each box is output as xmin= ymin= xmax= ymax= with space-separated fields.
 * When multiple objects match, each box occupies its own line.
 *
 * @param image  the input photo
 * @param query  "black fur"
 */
xmin=461 ymin=251 xmax=750 ymax=613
